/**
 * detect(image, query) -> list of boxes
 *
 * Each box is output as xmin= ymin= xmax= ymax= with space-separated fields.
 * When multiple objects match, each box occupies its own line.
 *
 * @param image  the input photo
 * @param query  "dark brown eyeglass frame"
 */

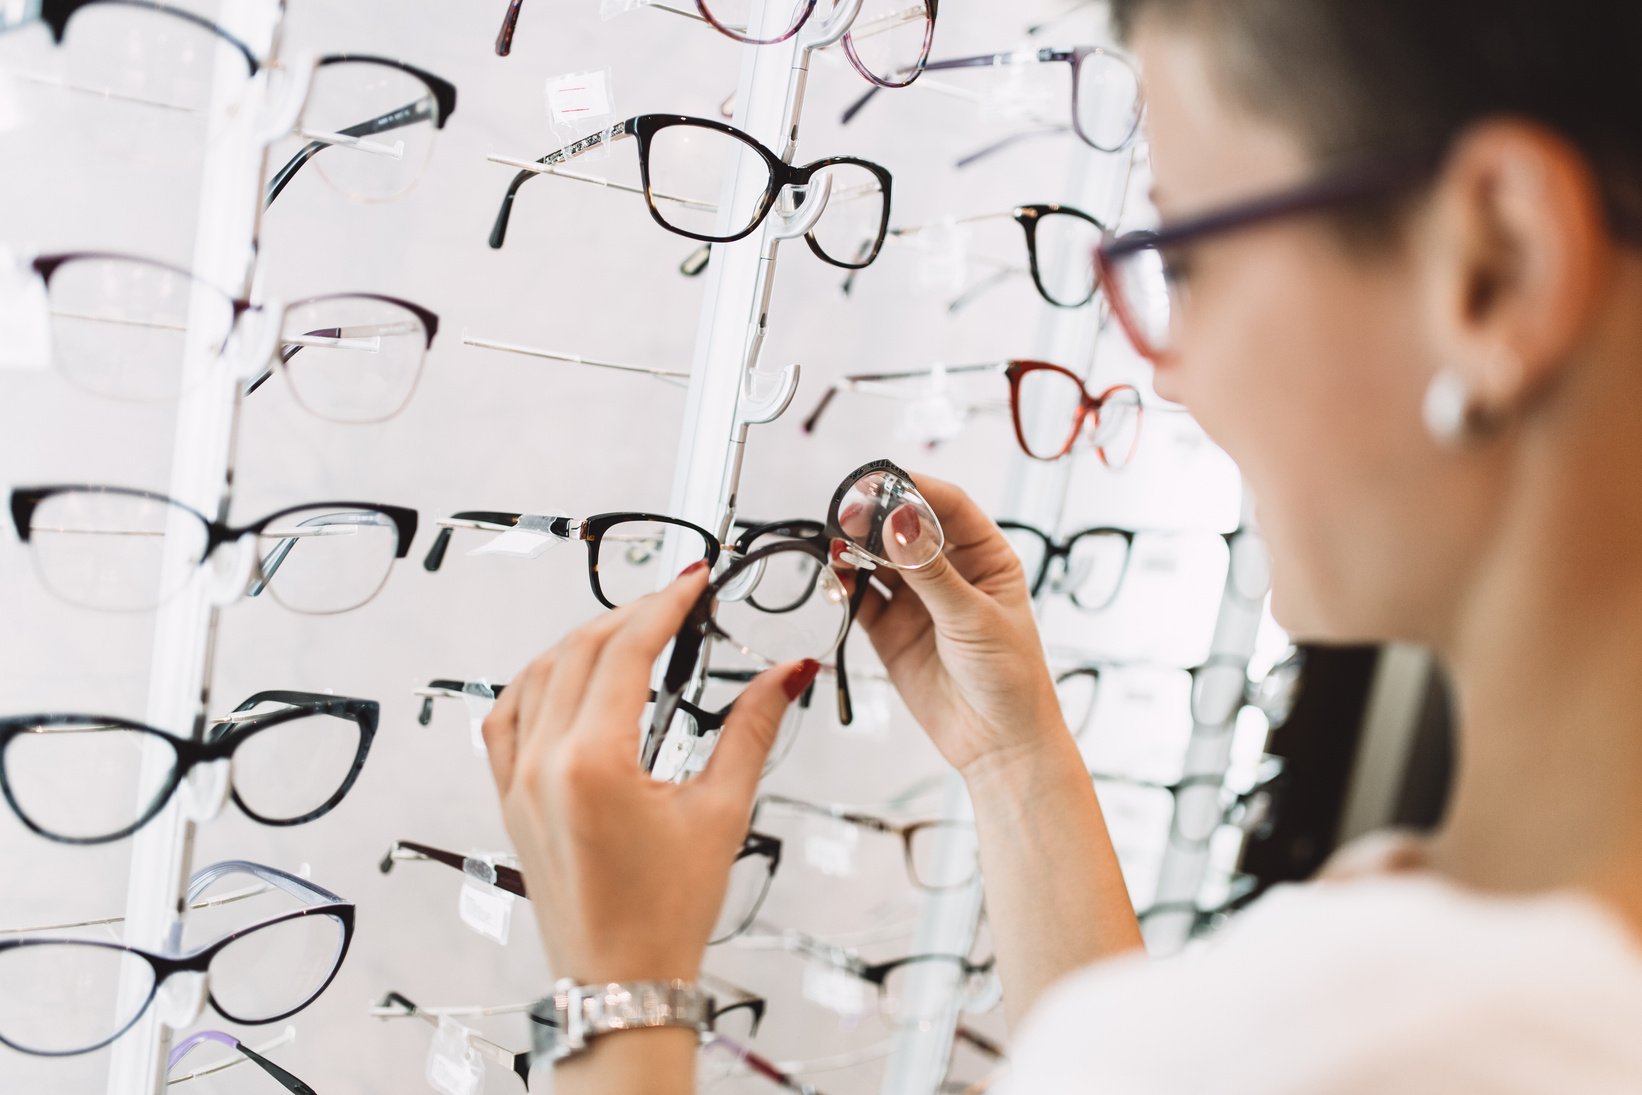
xmin=844 ymin=44 xmax=1143 ymax=152
xmin=1004 ymin=360 xmax=1143 ymax=464
xmin=495 ymin=0 xmax=938 ymax=91
xmin=489 ymin=114 xmax=893 ymax=270
xmin=753 ymin=794 xmax=977 ymax=893
xmin=998 ymin=519 xmax=1136 ymax=604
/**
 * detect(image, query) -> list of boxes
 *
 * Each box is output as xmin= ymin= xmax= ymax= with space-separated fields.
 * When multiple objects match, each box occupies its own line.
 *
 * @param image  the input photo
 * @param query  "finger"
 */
xmin=696 ymin=659 xmax=821 ymax=806
xmin=575 ymin=564 xmax=713 ymax=760
xmin=528 ymin=607 xmax=635 ymax=755
xmin=480 ymin=673 xmax=525 ymax=793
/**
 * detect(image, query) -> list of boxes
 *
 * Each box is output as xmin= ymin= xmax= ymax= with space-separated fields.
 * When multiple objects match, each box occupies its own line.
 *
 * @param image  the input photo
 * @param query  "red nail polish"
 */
xmin=783 ymin=659 xmax=822 ymax=700
xmin=679 ymin=559 xmax=708 ymax=578
xmin=890 ymin=505 xmax=921 ymax=545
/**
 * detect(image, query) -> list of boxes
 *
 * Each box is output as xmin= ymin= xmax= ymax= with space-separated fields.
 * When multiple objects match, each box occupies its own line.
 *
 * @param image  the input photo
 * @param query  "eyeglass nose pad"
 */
xmin=179 ymin=757 xmax=231 ymax=822
xmin=227 ymin=299 xmax=283 ymax=383
xmin=156 ymin=970 xmax=208 ymax=1030
xmin=773 ymin=171 xmax=833 ymax=241
xmin=205 ymin=536 xmax=256 ymax=606
xmin=255 ymin=54 xmax=314 ymax=146
xmin=0 ymin=246 xmax=53 ymax=372
xmin=802 ymin=0 xmax=863 ymax=47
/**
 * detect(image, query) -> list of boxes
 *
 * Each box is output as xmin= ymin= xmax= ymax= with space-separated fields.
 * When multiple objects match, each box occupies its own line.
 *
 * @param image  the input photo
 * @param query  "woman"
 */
xmin=479 ymin=0 xmax=1642 ymax=1089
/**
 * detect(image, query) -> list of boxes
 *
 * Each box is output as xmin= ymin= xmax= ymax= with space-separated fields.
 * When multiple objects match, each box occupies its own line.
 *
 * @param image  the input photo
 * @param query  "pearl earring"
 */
xmin=1422 ymin=368 xmax=1474 ymax=446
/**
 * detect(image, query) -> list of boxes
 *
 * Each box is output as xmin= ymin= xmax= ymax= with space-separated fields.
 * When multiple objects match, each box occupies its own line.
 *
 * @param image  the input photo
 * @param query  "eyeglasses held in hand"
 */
xmin=844 ymin=204 xmax=1108 ymax=309
xmin=648 ymin=460 xmax=944 ymax=767
xmin=167 ymin=1029 xmax=313 ymax=1093
xmin=0 ymin=861 xmax=352 ymax=1057
xmin=753 ymin=795 xmax=978 ymax=891
xmin=496 ymin=0 xmax=935 ymax=89
xmin=806 ymin=361 xmax=1142 ymax=466
xmin=9 ymin=486 xmax=418 ymax=614
xmin=740 ymin=922 xmax=998 ymax=1027
xmin=842 ymin=44 xmax=1142 ymax=154
xmin=488 ymin=114 xmax=892 ymax=269
xmin=21 ymin=252 xmax=439 ymax=421
xmin=265 ymin=54 xmax=457 ymax=206
xmin=380 ymin=832 xmax=782 ymax=945
xmin=0 ymin=690 xmax=379 ymax=844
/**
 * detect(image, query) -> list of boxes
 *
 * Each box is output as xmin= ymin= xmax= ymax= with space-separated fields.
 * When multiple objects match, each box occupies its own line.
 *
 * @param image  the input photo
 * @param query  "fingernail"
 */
xmin=679 ymin=559 xmax=708 ymax=579
xmin=891 ymin=505 xmax=921 ymax=547
xmin=783 ymin=659 xmax=822 ymax=700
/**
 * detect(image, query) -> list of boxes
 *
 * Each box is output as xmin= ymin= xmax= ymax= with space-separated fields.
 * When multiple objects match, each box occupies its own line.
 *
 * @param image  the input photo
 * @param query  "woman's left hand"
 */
xmin=481 ymin=564 xmax=820 ymax=984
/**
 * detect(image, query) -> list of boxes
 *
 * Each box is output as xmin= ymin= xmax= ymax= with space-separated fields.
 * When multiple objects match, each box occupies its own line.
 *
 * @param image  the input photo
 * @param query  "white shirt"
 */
xmin=997 ymin=838 xmax=1642 ymax=1094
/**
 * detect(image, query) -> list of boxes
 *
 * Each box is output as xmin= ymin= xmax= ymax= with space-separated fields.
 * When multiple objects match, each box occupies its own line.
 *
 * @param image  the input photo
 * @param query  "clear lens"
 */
xmin=0 ymin=719 xmax=178 ymax=841
xmin=716 ymin=554 xmax=851 ymax=665
xmin=804 ymin=162 xmax=888 ymax=268
xmin=880 ymin=958 xmax=965 ymax=1025
xmin=698 ymin=0 xmax=811 ymax=44
xmin=843 ymin=0 xmax=931 ymax=86
xmin=645 ymin=122 xmax=774 ymax=240
xmin=711 ymin=850 xmax=774 ymax=943
xmin=1000 ymin=524 xmax=1049 ymax=590
xmin=0 ymin=941 xmax=153 ymax=1055
xmin=1089 ymin=385 xmax=1143 ymax=468
xmin=297 ymin=60 xmax=440 ymax=202
xmin=276 ymin=295 xmax=427 ymax=423
xmin=60 ymin=5 xmax=249 ymax=157
xmin=834 ymin=467 xmax=943 ymax=569
xmin=253 ymin=507 xmax=401 ymax=615
xmin=28 ymin=489 xmax=208 ymax=612
xmin=596 ymin=520 xmax=712 ymax=606
xmin=1172 ymin=780 xmax=1227 ymax=845
xmin=1054 ymin=670 xmax=1101 ymax=739
xmin=46 ymin=255 xmax=234 ymax=402
xmin=1073 ymin=50 xmax=1142 ymax=152
xmin=1010 ymin=364 xmax=1084 ymax=460
xmin=1191 ymin=662 xmax=1251 ymax=726
xmin=207 ymin=913 xmax=346 ymax=1023
xmin=225 ymin=703 xmax=364 ymax=823
xmin=906 ymin=823 xmax=979 ymax=890
xmin=1060 ymin=530 xmax=1132 ymax=611
xmin=1030 ymin=211 xmax=1102 ymax=307
xmin=1107 ymin=245 xmax=1174 ymax=357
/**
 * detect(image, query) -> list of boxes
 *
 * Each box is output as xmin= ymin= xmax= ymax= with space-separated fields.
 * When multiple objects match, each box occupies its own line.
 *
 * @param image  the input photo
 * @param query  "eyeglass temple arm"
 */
xmin=250 ymin=510 xmax=391 ymax=596
xmin=805 ymin=363 xmax=1008 ymax=433
xmin=168 ymin=1030 xmax=313 ymax=1094
xmin=489 ymin=121 xmax=637 ymax=249
xmin=265 ymin=96 xmax=439 ymax=208
xmin=955 ymin=124 xmax=1072 ymax=170
xmin=831 ymin=577 xmax=874 ymax=726
xmin=380 ymin=839 xmax=528 ymax=896
xmin=494 ymin=0 xmax=524 ymax=55
xmin=373 ymin=992 xmax=522 ymax=1071
xmin=841 ymin=50 xmax=1050 ymax=124
xmin=423 ymin=510 xmax=544 ymax=570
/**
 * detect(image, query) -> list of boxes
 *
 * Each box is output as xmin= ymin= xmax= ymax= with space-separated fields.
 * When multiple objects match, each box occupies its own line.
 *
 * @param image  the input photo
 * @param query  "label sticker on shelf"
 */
xmin=427 ymin=1016 xmax=485 ymax=1095
xmin=545 ymin=70 xmax=615 ymax=162
xmin=469 ymin=513 xmax=564 ymax=560
xmin=460 ymin=681 xmax=497 ymax=757
xmin=459 ymin=862 xmax=515 ymax=945
xmin=0 ymin=247 xmax=50 ymax=371
xmin=803 ymin=959 xmax=871 ymax=1017
xmin=599 ymin=0 xmax=655 ymax=20
xmin=804 ymin=821 xmax=860 ymax=878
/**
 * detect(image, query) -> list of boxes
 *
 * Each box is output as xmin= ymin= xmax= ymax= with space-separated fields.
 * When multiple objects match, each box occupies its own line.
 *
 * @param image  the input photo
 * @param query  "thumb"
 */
xmin=898 ymin=548 xmax=988 ymax=625
xmin=697 ymin=659 xmax=822 ymax=803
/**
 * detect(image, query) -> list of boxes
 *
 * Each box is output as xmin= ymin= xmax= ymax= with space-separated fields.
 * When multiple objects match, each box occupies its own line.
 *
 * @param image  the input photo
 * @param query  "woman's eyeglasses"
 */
xmin=24 ymin=252 xmax=439 ymax=421
xmin=648 ymin=460 xmax=944 ymax=768
xmin=488 ymin=113 xmax=892 ymax=269
xmin=9 ymin=486 xmax=418 ymax=614
xmin=496 ymin=0 xmax=936 ymax=91
xmin=0 ymin=690 xmax=379 ymax=844
xmin=806 ymin=361 xmax=1143 ymax=467
xmin=752 ymin=794 xmax=978 ymax=892
xmin=0 ymin=861 xmax=352 ymax=1057
xmin=843 ymin=44 xmax=1143 ymax=154
xmin=167 ymin=1029 xmax=311 ymax=1093
xmin=380 ymin=832 xmax=783 ymax=945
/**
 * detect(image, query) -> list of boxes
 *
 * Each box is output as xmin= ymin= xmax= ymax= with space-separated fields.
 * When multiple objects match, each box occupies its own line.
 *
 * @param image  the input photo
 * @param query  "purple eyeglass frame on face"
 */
xmin=493 ymin=0 xmax=938 ymax=90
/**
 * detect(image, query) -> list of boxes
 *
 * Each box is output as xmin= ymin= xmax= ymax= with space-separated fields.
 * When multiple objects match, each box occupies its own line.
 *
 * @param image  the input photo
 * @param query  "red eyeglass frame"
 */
xmin=1004 ymin=360 xmax=1144 ymax=466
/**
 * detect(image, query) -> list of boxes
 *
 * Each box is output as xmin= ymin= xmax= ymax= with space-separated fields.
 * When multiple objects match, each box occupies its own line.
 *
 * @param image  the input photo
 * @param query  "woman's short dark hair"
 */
xmin=1110 ymin=0 xmax=1642 ymax=230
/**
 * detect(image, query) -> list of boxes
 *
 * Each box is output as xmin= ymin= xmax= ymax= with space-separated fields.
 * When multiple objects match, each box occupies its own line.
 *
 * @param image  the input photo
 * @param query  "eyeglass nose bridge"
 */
xmin=255 ymin=54 xmax=316 ymax=147
xmin=771 ymin=171 xmax=834 ymax=241
xmin=180 ymin=757 xmax=232 ymax=823
xmin=157 ymin=969 xmax=209 ymax=1031
xmin=227 ymin=297 xmax=284 ymax=384
xmin=208 ymin=535 xmax=258 ymax=607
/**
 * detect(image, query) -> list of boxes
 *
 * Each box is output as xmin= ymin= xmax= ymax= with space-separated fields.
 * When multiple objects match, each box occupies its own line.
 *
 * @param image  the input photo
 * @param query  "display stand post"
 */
xmin=104 ymin=4 xmax=284 ymax=1092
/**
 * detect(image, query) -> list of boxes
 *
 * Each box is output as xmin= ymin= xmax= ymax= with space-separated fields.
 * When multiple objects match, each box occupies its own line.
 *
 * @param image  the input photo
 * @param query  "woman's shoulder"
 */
xmin=1000 ymin=854 xmax=1642 ymax=1094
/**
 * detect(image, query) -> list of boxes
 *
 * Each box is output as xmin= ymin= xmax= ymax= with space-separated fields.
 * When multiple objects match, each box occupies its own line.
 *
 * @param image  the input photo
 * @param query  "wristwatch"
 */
xmin=530 ymin=978 xmax=716 ymax=1067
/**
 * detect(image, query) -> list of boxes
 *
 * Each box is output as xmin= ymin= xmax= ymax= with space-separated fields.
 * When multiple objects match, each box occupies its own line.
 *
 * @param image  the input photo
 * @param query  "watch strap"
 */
xmin=531 ymin=979 xmax=715 ymax=1066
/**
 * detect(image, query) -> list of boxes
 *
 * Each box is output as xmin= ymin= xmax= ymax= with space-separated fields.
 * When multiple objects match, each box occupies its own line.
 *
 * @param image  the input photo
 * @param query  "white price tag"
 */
xmin=459 ymin=865 xmax=515 ymax=945
xmin=469 ymin=514 xmax=564 ymax=560
xmin=460 ymin=681 xmax=497 ymax=757
xmin=0 ymin=247 xmax=51 ymax=372
xmin=803 ymin=959 xmax=871 ymax=1017
xmin=427 ymin=1016 xmax=485 ymax=1095
xmin=546 ymin=71 xmax=612 ymax=125
xmin=804 ymin=820 xmax=860 ymax=878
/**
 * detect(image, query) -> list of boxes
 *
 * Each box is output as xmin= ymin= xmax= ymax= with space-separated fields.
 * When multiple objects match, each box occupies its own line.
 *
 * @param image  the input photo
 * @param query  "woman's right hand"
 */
xmin=850 ymin=474 xmax=1071 ymax=777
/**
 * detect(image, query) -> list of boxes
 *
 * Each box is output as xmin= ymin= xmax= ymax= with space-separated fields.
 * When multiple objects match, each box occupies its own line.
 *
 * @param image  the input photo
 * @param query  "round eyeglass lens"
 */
xmin=834 ymin=467 xmax=943 ymax=569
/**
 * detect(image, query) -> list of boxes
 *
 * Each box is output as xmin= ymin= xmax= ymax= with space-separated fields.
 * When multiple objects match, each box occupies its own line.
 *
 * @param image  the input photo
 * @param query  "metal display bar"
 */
xmin=105 ymin=3 xmax=287 ymax=1092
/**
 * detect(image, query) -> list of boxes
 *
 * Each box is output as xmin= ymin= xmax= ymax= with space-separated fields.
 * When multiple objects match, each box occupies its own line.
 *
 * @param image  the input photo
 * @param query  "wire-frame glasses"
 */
xmin=752 ymin=794 xmax=978 ymax=892
xmin=0 ymin=690 xmax=379 ymax=844
xmin=9 ymin=486 xmax=418 ymax=614
xmin=489 ymin=114 xmax=892 ymax=270
xmin=0 ymin=861 xmax=352 ymax=1057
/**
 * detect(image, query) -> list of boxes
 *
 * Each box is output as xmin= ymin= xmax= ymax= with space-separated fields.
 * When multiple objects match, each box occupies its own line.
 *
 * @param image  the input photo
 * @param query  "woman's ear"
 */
xmin=1422 ymin=120 xmax=1611 ymax=423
